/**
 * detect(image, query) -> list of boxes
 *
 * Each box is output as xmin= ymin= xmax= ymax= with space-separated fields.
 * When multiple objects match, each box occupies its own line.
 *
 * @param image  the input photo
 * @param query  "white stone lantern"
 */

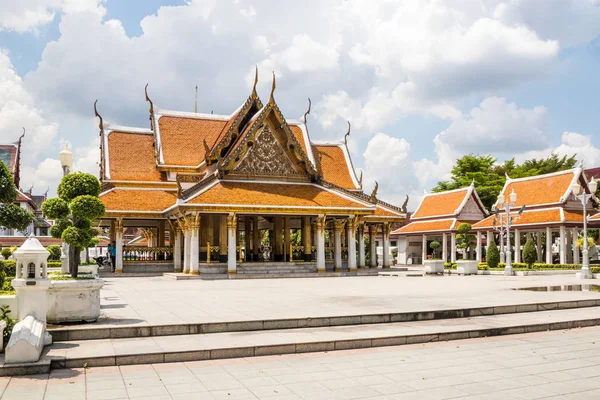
xmin=5 ymin=235 xmax=52 ymax=364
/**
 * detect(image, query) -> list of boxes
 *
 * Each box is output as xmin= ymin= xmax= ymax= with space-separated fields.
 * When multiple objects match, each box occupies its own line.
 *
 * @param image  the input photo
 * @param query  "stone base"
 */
xmin=47 ymin=279 xmax=104 ymax=324
xmin=5 ymin=315 xmax=45 ymax=364
xmin=424 ymin=260 xmax=445 ymax=274
xmin=456 ymin=260 xmax=478 ymax=275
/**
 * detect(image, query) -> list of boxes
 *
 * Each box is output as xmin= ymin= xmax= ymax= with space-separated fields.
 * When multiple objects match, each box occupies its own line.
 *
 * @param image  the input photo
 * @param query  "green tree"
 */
xmin=42 ymin=172 xmax=105 ymax=277
xmin=455 ymin=223 xmax=475 ymax=259
xmin=46 ymin=245 xmax=62 ymax=261
xmin=486 ymin=240 xmax=500 ymax=269
xmin=0 ymin=248 xmax=12 ymax=260
xmin=429 ymin=241 xmax=441 ymax=259
xmin=522 ymin=238 xmax=537 ymax=268
xmin=0 ymin=161 xmax=34 ymax=232
xmin=432 ymin=154 xmax=578 ymax=210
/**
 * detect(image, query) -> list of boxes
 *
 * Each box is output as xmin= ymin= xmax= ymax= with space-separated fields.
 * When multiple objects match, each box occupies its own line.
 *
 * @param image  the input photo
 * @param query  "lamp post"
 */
xmin=59 ymin=145 xmax=73 ymax=274
xmin=572 ymin=177 xmax=598 ymax=279
xmin=494 ymin=189 xmax=521 ymax=276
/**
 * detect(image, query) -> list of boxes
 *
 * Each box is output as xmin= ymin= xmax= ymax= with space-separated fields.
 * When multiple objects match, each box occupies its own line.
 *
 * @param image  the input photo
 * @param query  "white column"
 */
xmin=572 ymin=228 xmax=580 ymax=265
xmin=421 ymin=234 xmax=427 ymax=264
xmin=369 ymin=225 xmax=377 ymax=268
xmin=442 ymin=233 xmax=448 ymax=262
xmin=227 ymin=213 xmax=237 ymax=274
xmin=347 ymin=218 xmax=357 ymax=272
xmin=189 ymin=215 xmax=200 ymax=275
xmin=499 ymin=232 xmax=505 ymax=263
xmin=333 ymin=220 xmax=345 ymax=271
xmin=559 ymin=225 xmax=567 ymax=264
xmin=450 ymin=233 xmax=456 ymax=263
xmin=382 ymin=223 xmax=391 ymax=268
xmin=316 ymin=216 xmax=326 ymax=272
xmin=536 ymin=231 xmax=543 ymax=262
xmin=514 ymin=229 xmax=521 ymax=263
xmin=546 ymin=227 xmax=553 ymax=264
xmin=476 ymin=231 xmax=482 ymax=262
xmin=183 ymin=228 xmax=191 ymax=274
xmin=174 ymin=228 xmax=182 ymax=272
xmin=358 ymin=222 xmax=366 ymax=268
xmin=115 ymin=219 xmax=124 ymax=274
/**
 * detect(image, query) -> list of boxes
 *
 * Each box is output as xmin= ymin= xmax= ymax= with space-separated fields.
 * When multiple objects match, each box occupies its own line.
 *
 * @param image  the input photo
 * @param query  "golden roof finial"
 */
xmin=370 ymin=181 xmax=378 ymax=203
xmin=303 ymin=98 xmax=311 ymax=124
xmin=93 ymin=100 xmax=103 ymax=131
xmin=144 ymin=83 xmax=154 ymax=115
xmin=344 ymin=121 xmax=351 ymax=145
xmin=401 ymin=195 xmax=409 ymax=213
xmin=269 ymin=71 xmax=276 ymax=105
xmin=359 ymin=171 xmax=363 ymax=189
xmin=252 ymin=65 xmax=258 ymax=98
xmin=18 ymin=127 xmax=25 ymax=144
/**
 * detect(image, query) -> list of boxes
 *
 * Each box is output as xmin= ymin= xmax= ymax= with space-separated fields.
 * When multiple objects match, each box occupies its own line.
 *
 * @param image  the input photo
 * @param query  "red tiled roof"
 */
xmin=101 ymin=189 xmax=178 ymax=212
xmin=392 ymin=219 xmax=455 ymax=234
xmin=411 ymin=189 xmax=469 ymax=219
xmin=499 ymin=170 xmax=575 ymax=208
xmin=108 ymin=132 xmax=164 ymax=181
xmin=313 ymin=145 xmax=358 ymax=190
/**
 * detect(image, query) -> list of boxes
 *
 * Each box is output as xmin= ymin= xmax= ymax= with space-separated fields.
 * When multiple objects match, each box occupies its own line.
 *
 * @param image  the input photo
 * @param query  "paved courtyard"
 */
xmin=4 ymin=325 xmax=600 ymax=399
xmin=59 ymin=274 xmax=600 ymax=329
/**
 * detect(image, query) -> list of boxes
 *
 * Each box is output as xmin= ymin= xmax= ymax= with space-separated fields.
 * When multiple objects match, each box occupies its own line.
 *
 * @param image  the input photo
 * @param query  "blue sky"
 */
xmin=0 ymin=0 xmax=599 ymax=207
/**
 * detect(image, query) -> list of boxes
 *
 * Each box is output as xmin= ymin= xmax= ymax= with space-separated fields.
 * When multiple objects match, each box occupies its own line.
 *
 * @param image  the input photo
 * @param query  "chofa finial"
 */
xmin=269 ymin=71 xmax=276 ymax=104
xmin=359 ymin=171 xmax=363 ymax=189
xmin=144 ymin=83 xmax=154 ymax=115
xmin=370 ymin=181 xmax=378 ymax=202
xmin=303 ymin=98 xmax=311 ymax=124
xmin=94 ymin=100 xmax=103 ymax=131
xmin=252 ymin=65 xmax=259 ymax=98
xmin=344 ymin=121 xmax=351 ymax=145
xmin=401 ymin=195 xmax=409 ymax=213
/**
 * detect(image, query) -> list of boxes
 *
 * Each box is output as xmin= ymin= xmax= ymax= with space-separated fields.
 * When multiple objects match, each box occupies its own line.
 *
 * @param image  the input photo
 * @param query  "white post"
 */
xmin=442 ymin=233 xmax=447 ymax=262
xmin=546 ymin=227 xmax=553 ymax=264
xmin=358 ymin=222 xmax=365 ymax=268
xmin=174 ymin=228 xmax=182 ymax=272
xmin=450 ymin=233 xmax=456 ymax=263
xmin=369 ymin=225 xmax=377 ymax=268
xmin=536 ymin=231 xmax=543 ymax=262
xmin=572 ymin=228 xmax=580 ymax=265
xmin=189 ymin=215 xmax=200 ymax=275
xmin=382 ymin=222 xmax=391 ymax=268
xmin=227 ymin=214 xmax=237 ymax=274
xmin=115 ymin=219 xmax=123 ymax=274
xmin=514 ymin=229 xmax=521 ymax=264
xmin=476 ymin=231 xmax=482 ymax=262
xmin=422 ymin=234 xmax=427 ymax=264
xmin=316 ymin=216 xmax=326 ymax=272
xmin=333 ymin=220 xmax=345 ymax=271
xmin=559 ymin=225 xmax=567 ymax=264
xmin=347 ymin=218 xmax=357 ymax=272
xmin=183 ymin=228 xmax=191 ymax=274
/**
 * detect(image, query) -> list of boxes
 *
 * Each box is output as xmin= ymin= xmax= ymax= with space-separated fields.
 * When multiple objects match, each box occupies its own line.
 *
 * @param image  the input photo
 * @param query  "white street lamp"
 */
xmin=59 ymin=144 xmax=73 ymax=176
xmin=573 ymin=177 xmax=598 ymax=279
xmin=494 ymin=188 xmax=523 ymax=276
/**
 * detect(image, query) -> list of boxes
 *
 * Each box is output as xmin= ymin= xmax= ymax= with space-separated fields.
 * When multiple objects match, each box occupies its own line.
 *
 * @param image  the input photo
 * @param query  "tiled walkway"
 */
xmin=5 ymin=326 xmax=600 ymax=399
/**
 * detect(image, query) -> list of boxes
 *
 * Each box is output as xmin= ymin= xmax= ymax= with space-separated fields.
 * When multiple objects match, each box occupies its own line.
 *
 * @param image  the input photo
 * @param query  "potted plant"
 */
xmin=456 ymin=223 xmax=478 ymax=275
xmin=424 ymin=240 xmax=444 ymax=274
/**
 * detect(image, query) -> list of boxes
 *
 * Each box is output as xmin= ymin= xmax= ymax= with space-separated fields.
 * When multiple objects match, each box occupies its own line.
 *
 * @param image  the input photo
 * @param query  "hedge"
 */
xmin=0 ymin=261 xmax=15 ymax=277
xmin=478 ymin=262 xmax=600 ymax=273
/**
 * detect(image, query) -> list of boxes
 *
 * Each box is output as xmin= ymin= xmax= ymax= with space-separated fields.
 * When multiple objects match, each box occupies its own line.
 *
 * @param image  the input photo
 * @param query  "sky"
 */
xmin=1 ymin=0 xmax=600 ymax=209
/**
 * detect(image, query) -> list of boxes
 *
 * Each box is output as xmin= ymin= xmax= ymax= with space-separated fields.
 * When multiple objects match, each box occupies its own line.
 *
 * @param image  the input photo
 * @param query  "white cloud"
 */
xmin=516 ymin=132 xmax=600 ymax=167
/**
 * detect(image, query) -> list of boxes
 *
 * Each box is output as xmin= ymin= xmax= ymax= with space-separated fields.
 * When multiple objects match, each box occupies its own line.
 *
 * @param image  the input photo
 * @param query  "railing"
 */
xmin=206 ymin=242 xmax=220 ymax=263
xmin=290 ymin=245 xmax=305 ymax=262
xmin=325 ymin=246 xmax=334 ymax=260
xmin=123 ymin=247 xmax=173 ymax=262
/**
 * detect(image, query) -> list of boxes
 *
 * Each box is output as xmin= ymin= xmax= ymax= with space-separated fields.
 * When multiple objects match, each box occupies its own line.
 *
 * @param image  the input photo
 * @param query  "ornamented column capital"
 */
xmin=227 ymin=213 xmax=237 ymax=230
xmin=315 ymin=215 xmax=327 ymax=231
xmin=382 ymin=222 xmax=391 ymax=237
xmin=115 ymin=218 xmax=123 ymax=231
xmin=333 ymin=219 xmax=347 ymax=232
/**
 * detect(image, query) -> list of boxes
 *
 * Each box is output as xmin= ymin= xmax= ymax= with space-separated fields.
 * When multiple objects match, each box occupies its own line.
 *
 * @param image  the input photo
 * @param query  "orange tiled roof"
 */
xmin=473 ymin=209 xmax=566 ymax=229
xmin=290 ymin=125 xmax=312 ymax=164
xmin=108 ymin=132 xmax=163 ymax=181
xmin=101 ymin=189 xmax=177 ymax=211
xmin=500 ymin=170 xmax=575 ymax=208
xmin=158 ymin=116 xmax=228 ymax=166
xmin=393 ymin=219 xmax=455 ymax=234
xmin=186 ymin=181 xmax=370 ymax=209
xmin=313 ymin=145 xmax=358 ymax=190
xmin=412 ymin=189 xmax=469 ymax=219
xmin=374 ymin=204 xmax=404 ymax=217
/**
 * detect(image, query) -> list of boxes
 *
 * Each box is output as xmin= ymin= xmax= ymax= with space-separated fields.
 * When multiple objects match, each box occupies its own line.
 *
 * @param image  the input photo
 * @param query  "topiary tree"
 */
xmin=0 ymin=161 xmax=34 ymax=233
xmin=456 ymin=223 xmax=476 ymax=259
xmin=429 ymin=241 xmax=441 ymax=259
xmin=46 ymin=245 xmax=62 ymax=261
xmin=1 ymin=248 xmax=12 ymax=260
xmin=522 ymin=238 xmax=537 ymax=268
xmin=486 ymin=240 xmax=500 ymax=269
xmin=42 ymin=172 xmax=105 ymax=277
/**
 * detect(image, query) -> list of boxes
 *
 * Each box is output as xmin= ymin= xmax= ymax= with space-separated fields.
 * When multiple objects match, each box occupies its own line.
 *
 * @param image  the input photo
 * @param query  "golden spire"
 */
xmin=370 ymin=181 xmax=378 ymax=203
xmin=359 ymin=171 xmax=363 ymax=189
xmin=252 ymin=65 xmax=258 ymax=98
xmin=93 ymin=100 xmax=103 ymax=131
xmin=144 ymin=83 xmax=154 ymax=115
xmin=344 ymin=121 xmax=351 ymax=144
xmin=269 ymin=71 xmax=276 ymax=105
xmin=303 ymin=98 xmax=311 ymax=124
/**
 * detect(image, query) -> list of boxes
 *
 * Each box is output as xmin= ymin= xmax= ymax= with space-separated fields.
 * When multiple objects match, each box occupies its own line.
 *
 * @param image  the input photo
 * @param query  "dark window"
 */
xmin=27 ymin=262 xmax=36 ymax=279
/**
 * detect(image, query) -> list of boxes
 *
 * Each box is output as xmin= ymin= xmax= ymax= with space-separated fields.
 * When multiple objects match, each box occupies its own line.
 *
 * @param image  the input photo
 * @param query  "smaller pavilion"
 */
xmin=392 ymin=182 xmax=488 ymax=264
xmin=472 ymin=168 xmax=599 ymax=264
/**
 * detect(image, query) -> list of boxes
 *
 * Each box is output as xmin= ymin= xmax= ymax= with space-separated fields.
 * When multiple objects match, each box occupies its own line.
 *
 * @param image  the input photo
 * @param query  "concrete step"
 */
xmin=42 ymin=306 xmax=600 ymax=372
xmin=47 ymin=298 xmax=600 ymax=341
xmin=163 ymin=270 xmax=378 ymax=280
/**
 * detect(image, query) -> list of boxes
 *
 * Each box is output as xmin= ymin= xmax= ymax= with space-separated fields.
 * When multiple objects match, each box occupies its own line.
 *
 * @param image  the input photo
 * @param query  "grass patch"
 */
xmin=0 ymin=290 xmax=15 ymax=296
xmin=49 ymin=274 xmax=96 ymax=281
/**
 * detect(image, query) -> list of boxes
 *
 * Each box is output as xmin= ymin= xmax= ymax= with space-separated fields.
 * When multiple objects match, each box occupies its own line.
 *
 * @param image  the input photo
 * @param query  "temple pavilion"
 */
xmin=472 ymin=168 xmax=599 ymax=265
xmin=97 ymin=73 xmax=406 ymax=275
xmin=391 ymin=182 xmax=488 ymax=264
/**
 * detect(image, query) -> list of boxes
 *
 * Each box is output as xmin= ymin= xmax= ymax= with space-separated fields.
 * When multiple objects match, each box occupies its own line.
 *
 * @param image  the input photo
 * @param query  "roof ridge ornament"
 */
xmin=252 ymin=65 xmax=258 ymax=99
xmin=370 ymin=181 xmax=378 ymax=203
xmin=269 ymin=71 xmax=276 ymax=105
xmin=94 ymin=100 xmax=104 ymax=131
xmin=303 ymin=97 xmax=311 ymax=124
xmin=401 ymin=195 xmax=409 ymax=213
xmin=144 ymin=84 xmax=154 ymax=116
xmin=344 ymin=121 xmax=350 ymax=145
xmin=359 ymin=171 xmax=363 ymax=189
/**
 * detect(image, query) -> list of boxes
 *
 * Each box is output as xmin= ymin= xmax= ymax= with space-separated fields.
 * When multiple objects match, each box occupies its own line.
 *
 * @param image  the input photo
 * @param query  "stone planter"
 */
xmin=424 ymin=260 xmax=445 ymax=274
xmin=47 ymin=279 xmax=104 ymax=323
xmin=456 ymin=260 xmax=479 ymax=275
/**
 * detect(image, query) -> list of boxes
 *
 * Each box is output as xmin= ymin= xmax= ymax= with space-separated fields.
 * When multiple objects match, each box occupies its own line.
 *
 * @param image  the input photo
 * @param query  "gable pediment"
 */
xmin=234 ymin=125 xmax=298 ymax=175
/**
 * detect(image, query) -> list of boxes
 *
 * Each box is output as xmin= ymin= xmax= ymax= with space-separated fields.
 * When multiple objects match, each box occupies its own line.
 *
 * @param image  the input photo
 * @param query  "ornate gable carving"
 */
xmin=234 ymin=125 xmax=297 ymax=175
xmin=458 ymin=195 xmax=485 ymax=220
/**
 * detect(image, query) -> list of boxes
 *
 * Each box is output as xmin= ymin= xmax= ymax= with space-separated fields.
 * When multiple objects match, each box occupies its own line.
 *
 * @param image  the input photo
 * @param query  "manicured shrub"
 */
xmin=0 ymin=248 xmax=11 ymax=260
xmin=522 ymin=238 xmax=537 ymax=268
xmin=429 ymin=241 xmax=441 ymax=259
xmin=46 ymin=245 xmax=62 ymax=261
xmin=0 ymin=260 xmax=15 ymax=276
xmin=486 ymin=241 xmax=499 ymax=269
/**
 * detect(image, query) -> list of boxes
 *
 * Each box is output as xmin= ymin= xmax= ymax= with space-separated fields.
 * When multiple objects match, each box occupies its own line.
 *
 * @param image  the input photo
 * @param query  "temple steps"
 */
xmin=39 ymin=306 xmax=600 ymax=373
